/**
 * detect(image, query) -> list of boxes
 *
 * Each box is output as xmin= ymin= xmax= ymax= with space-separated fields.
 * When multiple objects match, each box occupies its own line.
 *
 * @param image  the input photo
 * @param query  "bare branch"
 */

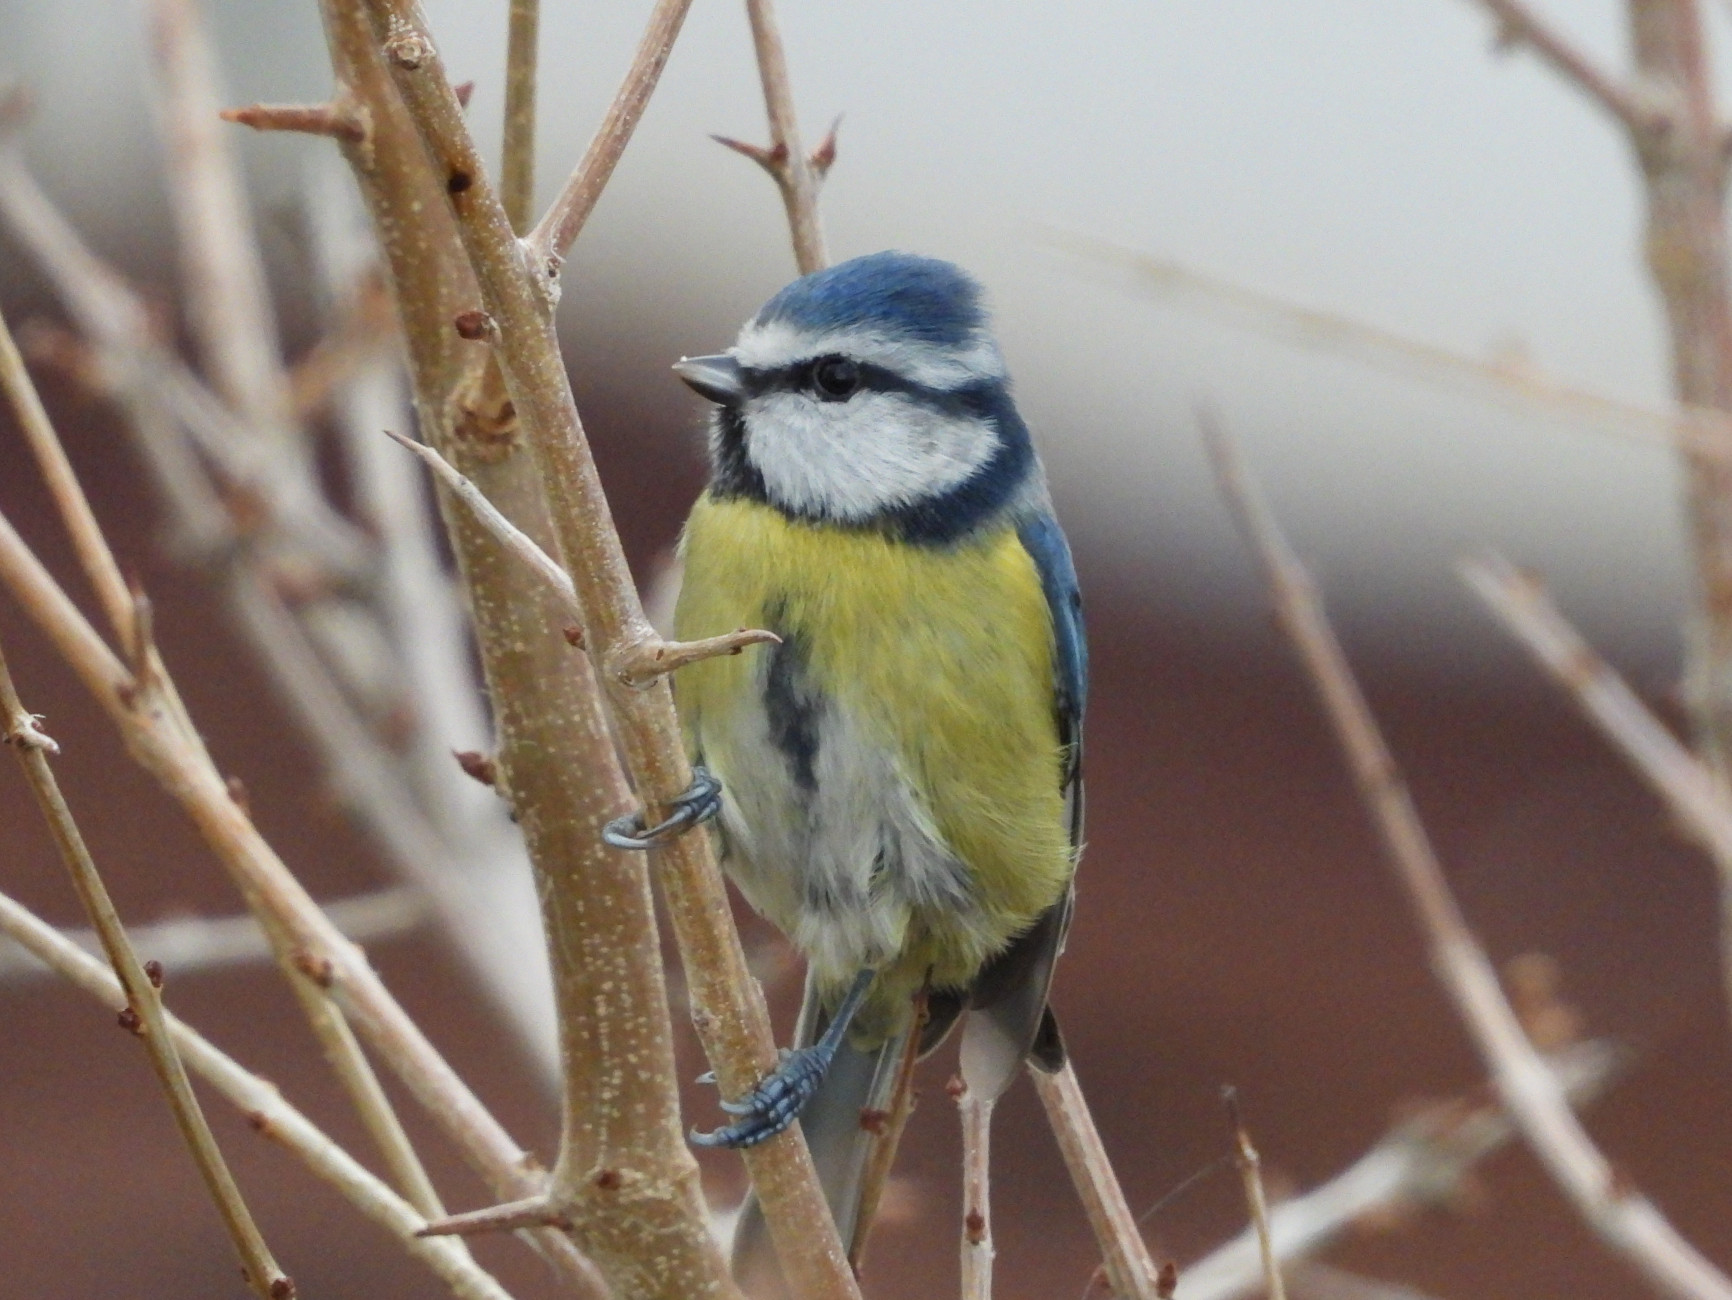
xmin=387 ymin=429 xmax=778 ymax=687
xmin=0 ymin=639 xmax=292 ymax=1300
xmin=1461 ymin=555 xmax=1732 ymax=1020
xmin=958 ymin=1079 xmax=995 ymax=1300
xmin=0 ymin=885 xmax=428 ymax=983
xmin=500 ymin=0 xmax=540 ymax=233
xmin=525 ymin=0 xmax=696 ymax=264
xmin=1204 ymin=415 xmax=1732 ymax=1300
xmin=1180 ymin=1041 xmax=1619 ymax=1300
xmin=1462 ymin=0 xmax=1663 ymax=136
xmin=0 ymin=306 xmax=133 ymax=638
xmin=222 ymin=100 xmax=367 ymax=144
xmin=146 ymin=0 xmax=297 ymax=442
xmin=1224 ymin=1089 xmax=1286 ymax=1300
xmin=1047 ymin=230 xmax=1732 ymax=467
xmin=362 ymin=3 xmax=857 ymax=1291
xmin=1032 ymin=1062 xmax=1163 ymax=1300
xmin=0 ymin=887 xmax=514 ymax=1300
xmin=732 ymin=0 xmax=830 ymax=274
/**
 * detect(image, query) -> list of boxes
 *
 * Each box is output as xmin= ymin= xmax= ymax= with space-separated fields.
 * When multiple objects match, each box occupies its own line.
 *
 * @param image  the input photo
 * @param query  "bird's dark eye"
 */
xmin=810 ymin=355 xmax=860 ymax=401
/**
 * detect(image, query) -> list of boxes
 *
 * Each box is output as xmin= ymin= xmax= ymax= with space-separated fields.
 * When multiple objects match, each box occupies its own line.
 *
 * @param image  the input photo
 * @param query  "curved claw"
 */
xmin=604 ymin=766 xmax=722 ymax=850
xmin=687 ymin=1042 xmax=832 ymax=1149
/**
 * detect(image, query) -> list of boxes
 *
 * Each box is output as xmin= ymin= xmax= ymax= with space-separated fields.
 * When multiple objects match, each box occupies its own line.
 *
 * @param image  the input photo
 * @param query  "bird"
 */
xmin=667 ymin=249 xmax=1087 ymax=1272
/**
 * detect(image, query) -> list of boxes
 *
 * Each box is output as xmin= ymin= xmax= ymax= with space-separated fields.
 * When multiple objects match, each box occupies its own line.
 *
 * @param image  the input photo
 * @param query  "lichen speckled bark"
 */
xmin=316 ymin=3 xmax=732 ymax=1295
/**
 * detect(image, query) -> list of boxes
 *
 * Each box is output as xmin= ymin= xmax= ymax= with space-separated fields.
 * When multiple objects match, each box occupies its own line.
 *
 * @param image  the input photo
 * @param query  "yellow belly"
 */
xmin=674 ymin=493 xmax=1074 ymax=1035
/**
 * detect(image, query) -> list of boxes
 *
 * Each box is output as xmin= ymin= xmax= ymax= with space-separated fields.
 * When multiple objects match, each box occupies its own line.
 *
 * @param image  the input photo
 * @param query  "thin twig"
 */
xmin=731 ymin=0 xmax=829 ymax=274
xmin=1204 ymin=415 xmax=1732 ymax=1300
xmin=385 ymin=429 xmax=777 ymax=683
xmin=1032 ymin=1062 xmax=1163 ymax=1300
xmin=524 ymin=0 xmax=696 ymax=264
xmin=1047 ymin=229 xmax=1732 ymax=467
xmin=221 ymin=101 xmax=367 ymax=144
xmin=1461 ymin=0 xmax=1663 ymax=135
xmin=0 ymin=887 xmax=514 ymax=1300
xmin=959 ymin=1080 xmax=995 ymax=1300
xmin=1224 ymin=1088 xmax=1287 ymax=1300
xmin=500 ymin=0 xmax=539 ymax=234
xmin=1179 ymin=1042 xmax=1619 ymax=1300
xmin=364 ymin=3 xmax=856 ymax=1292
xmin=0 ymin=502 xmax=606 ymax=1287
xmin=1285 ymin=1262 xmax=1451 ymax=1300
xmin=146 ymin=0 xmax=297 ymax=443
xmin=0 ymin=885 xmax=428 ymax=983
xmin=0 ymin=306 xmax=133 ymax=638
xmin=1460 ymin=555 xmax=1732 ymax=1027
xmin=0 ymin=640 xmax=292 ymax=1300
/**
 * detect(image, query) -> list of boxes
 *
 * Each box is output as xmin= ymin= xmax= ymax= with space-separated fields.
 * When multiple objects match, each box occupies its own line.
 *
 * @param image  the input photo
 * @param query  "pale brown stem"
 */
xmin=318 ymin=2 xmax=719 ymax=1293
xmin=0 ymin=887 xmax=516 ymax=1300
xmin=524 ymin=0 xmax=696 ymax=264
xmin=0 ymin=305 xmax=132 ymax=639
xmin=500 ymin=0 xmax=539 ymax=233
xmin=1461 ymin=555 xmax=1732 ymax=1033
xmin=0 ymin=503 xmax=607 ymax=1288
xmin=1463 ymin=0 xmax=1663 ymax=133
xmin=360 ymin=5 xmax=858 ymax=1294
xmin=0 ymin=641 xmax=292 ymax=1300
xmin=1032 ymin=1062 xmax=1162 ymax=1300
xmin=1205 ymin=418 xmax=1732 ymax=1300
xmin=146 ymin=0 xmax=297 ymax=443
xmin=1180 ymin=1041 xmax=1619 ymax=1300
xmin=1048 ymin=229 xmax=1732 ymax=467
xmin=959 ymin=1085 xmax=995 ymax=1300
xmin=1224 ymin=1089 xmax=1286 ymax=1300
xmin=739 ymin=0 xmax=828 ymax=274
xmin=221 ymin=100 xmax=367 ymax=143
xmin=388 ymin=428 xmax=779 ymax=685
xmin=0 ymin=885 xmax=428 ymax=983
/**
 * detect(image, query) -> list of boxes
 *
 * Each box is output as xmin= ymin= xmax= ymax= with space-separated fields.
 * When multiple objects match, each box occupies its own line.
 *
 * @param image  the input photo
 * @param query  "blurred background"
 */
xmin=2 ymin=1 xmax=1730 ymax=1297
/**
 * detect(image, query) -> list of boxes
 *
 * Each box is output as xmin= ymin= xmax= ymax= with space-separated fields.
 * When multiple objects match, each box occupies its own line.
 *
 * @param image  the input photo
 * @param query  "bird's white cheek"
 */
xmin=744 ymin=392 xmax=997 ymax=520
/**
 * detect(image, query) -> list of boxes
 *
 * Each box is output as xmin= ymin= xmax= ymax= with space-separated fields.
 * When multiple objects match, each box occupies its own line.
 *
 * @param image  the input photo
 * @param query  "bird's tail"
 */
xmin=730 ymin=971 xmax=910 ymax=1299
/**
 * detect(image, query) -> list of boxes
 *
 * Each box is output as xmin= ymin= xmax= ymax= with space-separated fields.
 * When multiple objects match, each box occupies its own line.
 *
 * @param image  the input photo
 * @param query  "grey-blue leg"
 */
xmin=691 ymin=968 xmax=875 ymax=1149
xmin=603 ymin=766 xmax=722 ymax=850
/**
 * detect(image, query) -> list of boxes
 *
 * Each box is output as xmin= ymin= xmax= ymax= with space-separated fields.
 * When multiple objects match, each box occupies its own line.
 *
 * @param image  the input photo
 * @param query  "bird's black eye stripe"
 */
xmin=741 ymin=357 xmax=974 ymax=409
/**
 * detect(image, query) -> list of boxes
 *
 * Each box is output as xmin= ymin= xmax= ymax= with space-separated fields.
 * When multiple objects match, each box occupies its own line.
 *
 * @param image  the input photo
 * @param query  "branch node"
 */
xmin=3 ymin=710 xmax=60 ymax=754
xmin=452 ymin=80 xmax=475 ymax=109
xmin=383 ymin=25 xmax=435 ymax=72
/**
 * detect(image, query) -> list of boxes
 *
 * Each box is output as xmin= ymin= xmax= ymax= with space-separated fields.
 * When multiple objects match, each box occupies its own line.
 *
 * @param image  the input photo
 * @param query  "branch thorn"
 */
xmin=417 ymin=1195 xmax=571 ymax=1238
xmin=808 ymin=114 xmax=842 ymax=177
xmin=220 ymin=102 xmax=366 ymax=145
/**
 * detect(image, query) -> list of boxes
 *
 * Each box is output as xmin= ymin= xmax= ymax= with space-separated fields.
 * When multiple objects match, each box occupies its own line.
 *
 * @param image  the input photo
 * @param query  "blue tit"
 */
xmin=670 ymin=251 xmax=1087 ymax=1258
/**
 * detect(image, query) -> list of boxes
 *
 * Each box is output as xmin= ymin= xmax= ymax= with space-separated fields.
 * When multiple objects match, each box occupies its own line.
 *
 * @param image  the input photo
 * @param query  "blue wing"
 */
xmin=1016 ymin=511 xmax=1087 ymax=826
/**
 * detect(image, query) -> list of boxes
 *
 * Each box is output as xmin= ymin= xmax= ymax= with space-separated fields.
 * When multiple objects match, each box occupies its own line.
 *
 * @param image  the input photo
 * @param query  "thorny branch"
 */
xmin=0 ymin=888 xmax=514 ymax=1300
xmin=1463 ymin=0 xmax=1663 ymax=136
xmin=353 ymin=2 xmax=858 ymax=1294
xmin=0 ymin=639 xmax=292 ymax=1300
xmin=1205 ymin=415 xmax=1732 ymax=1300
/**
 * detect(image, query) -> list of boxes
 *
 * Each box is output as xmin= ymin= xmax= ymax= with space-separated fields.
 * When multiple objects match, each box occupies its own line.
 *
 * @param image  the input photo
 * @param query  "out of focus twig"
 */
xmin=0 ymin=887 xmax=512 ymax=1300
xmin=1462 ymin=555 xmax=1732 ymax=1031
xmin=1180 ymin=1041 xmax=1618 ymax=1300
xmin=0 ymin=885 xmax=428 ymax=983
xmin=1224 ymin=1088 xmax=1286 ymax=1300
xmin=1205 ymin=413 xmax=1732 ymax=1300
xmin=0 ymin=638 xmax=292 ymax=1300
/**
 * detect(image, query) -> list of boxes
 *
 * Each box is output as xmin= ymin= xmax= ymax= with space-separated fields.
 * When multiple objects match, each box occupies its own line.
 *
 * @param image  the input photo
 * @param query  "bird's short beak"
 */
xmin=672 ymin=354 xmax=746 ymax=405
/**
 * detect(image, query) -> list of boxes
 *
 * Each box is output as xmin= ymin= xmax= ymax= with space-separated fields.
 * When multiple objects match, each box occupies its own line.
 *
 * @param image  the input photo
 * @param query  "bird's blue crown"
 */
xmin=752 ymin=251 xmax=988 ymax=348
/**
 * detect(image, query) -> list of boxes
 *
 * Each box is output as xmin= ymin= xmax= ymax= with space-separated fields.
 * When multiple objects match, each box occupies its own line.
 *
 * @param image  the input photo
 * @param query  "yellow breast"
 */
xmin=674 ymin=493 xmax=1074 ymax=1004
